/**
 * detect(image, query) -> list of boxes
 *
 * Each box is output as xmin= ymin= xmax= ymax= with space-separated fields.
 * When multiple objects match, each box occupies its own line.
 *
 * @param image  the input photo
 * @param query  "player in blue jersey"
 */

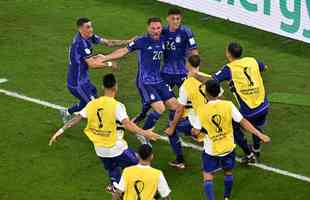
xmin=212 ymin=42 xmax=269 ymax=162
xmin=100 ymin=17 xmax=180 ymax=144
xmin=61 ymin=17 xmax=135 ymax=123
xmin=133 ymin=8 xmax=199 ymax=124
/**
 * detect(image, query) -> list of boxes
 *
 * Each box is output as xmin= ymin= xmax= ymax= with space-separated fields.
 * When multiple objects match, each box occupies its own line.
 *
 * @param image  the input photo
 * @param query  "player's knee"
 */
xmin=203 ymin=172 xmax=214 ymax=181
xmin=152 ymin=102 xmax=165 ymax=113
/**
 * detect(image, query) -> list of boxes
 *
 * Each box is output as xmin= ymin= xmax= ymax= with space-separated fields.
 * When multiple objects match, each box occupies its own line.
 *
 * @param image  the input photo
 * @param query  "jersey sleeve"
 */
xmin=91 ymin=34 xmax=103 ymax=44
xmin=114 ymin=175 xmax=125 ymax=192
xmin=116 ymin=102 xmax=129 ymax=122
xmin=189 ymin=112 xmax=202 ymax=130
xmin=213 ymin=65 xmax=231 ymax=82
xmin=127 ymin=37 xmax=144 ymax=52
xmin=178 ymin=85 xmax=188 ymax=106
xmin=79 ymin=102 xmax=90 ymax=118
xmin=184 ymin=27 xmax=198 ymax=50
xmin=256 ymin=60 xmax=267 ymax=72
xmin=157 ymin=172 xmax=171 ymax=198
xmin=231 ymin=103 xmax=243 ymax=123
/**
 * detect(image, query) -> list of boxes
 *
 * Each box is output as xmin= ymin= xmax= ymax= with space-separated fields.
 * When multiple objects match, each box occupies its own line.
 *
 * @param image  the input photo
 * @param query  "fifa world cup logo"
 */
xmin=96 ymin=108 xmax=104 ymax=128
xmin=243 ymin=67 xmax=254 ymax=86
xmin=134 ymin=180 xmax=145 ymax=200
xmin=211 ymin=114 xmax=223 ymax=133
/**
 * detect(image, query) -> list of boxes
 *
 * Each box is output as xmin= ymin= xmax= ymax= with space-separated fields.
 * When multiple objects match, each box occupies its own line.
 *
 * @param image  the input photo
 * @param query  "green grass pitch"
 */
xmin=1 ymin=0 xmax=310 ymax=199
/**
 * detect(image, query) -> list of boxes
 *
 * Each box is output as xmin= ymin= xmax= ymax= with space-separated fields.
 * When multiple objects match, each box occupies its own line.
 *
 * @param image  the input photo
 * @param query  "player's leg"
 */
xmin=233 ymin=122 xmax=256 ymax=164
xmin=221 ymin=151 xmax=236 ymax=200
xmin=116 ymin=148 xmax=139 ymax=169
xmin=248 ymin=110 xmax=268 ymax=161
xmin=202 ymin=152 xmax=219 ymax=200
xmin=99 ymin=157 xmax=121 ymax=192
xmin=168 ymin=119 xmax=191 ymax=169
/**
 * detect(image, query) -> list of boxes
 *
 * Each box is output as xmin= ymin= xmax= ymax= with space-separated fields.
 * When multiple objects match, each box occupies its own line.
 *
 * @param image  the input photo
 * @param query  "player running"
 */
xmin=100 ymin=17 xmax=180 ymax=145
xmin=61 ymin=17 xmax=134 ymax=123
xmin=49 ymin=74 xmax=160 ymax=192
xmin=190 ymin=80 xmax=270 ymax=200
xmin=113 ymin=144 xmax=172 ymax=200
xmin=213 ymin=42 xmax=270 ymax=162
xmin=133 ymin=8 xmax=199 ymax=124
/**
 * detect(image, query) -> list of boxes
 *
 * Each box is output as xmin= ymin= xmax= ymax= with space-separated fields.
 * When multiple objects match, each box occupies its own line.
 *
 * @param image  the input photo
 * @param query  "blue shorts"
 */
xmin=161 ymin=73 xmax=187 ymax=88
xmin=68 ymin=81 xmax=97 ymax=103
xmin=175 ymin=118 xmax=192 ymax=136
xmin=137 ymin=81 xmax=175 ymax=105
xmin=202 ymin=151 xmax=236 ymax=173
xmin=99 ymin=148 xmax=138 ymax=171
xmin=246 ymin=109 xmax=268 ymax=127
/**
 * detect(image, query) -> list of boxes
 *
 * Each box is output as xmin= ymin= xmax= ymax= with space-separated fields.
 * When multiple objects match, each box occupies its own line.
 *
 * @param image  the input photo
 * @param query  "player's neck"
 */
xmin=139 ymin=160 xmax=151 ymax=166
xmin=103 ymin=90 xmax=116 ymax=98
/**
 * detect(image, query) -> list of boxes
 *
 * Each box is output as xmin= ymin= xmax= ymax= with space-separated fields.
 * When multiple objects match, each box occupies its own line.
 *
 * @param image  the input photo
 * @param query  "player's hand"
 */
xmin=110 ymin=61 xmax=118 ymax=70
xmin=164 ymin=127 xmax=175 ymax=136
xmin=191 ymin=128 xmax=200 ymax=137
xmin=129 ymin=36 xmax=138 ymax=43
xmin=48 ymin=130 xmax=63 ymax=146
xmin=260 ymin=134 xmax=271 ymax=143
xmin=142 ymin=129 xmax=160 ymax=141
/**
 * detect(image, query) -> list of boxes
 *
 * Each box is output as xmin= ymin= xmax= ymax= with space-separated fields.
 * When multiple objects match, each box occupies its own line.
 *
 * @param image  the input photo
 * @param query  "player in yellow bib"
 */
xmin=113 ymin=144 xmax=171 ymax=200
xmin=213 ymin=42 xmax=269 ymax=162
xmin=49 ymin=74 xmax=159 ymax=192
xmin=164 ymin=55 xmax=214 ymax=169
xmin=190 ymin=80 xmax=270 ymax=200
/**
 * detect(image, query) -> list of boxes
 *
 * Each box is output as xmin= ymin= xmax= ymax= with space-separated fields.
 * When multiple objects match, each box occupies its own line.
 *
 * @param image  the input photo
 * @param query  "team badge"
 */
xmin=175 ymin=36 xmax=181 ymax=43
xmin=84 ymin=48 xmax=91 ymax=54
xmin=150 ymin=94 xmax=155 ymax=100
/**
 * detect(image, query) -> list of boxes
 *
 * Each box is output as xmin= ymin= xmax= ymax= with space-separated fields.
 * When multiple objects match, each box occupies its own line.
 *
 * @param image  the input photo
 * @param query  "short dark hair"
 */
xmin=147 ymin=17 xmax=162 ymax=25
xmin=138 ymin=144 xmax=153 ymax=160
xmin=205 ymin=79 xmax=220 ymax=97
xmin=188 ymin=55 xmax=200 ymax=68
xmin=76 ymin=17 xmax=91 ymax=27
xmin=102 ymin=73 xmax=116 ymax=89
xmin=168 ymin=8 xmax=182 ymax=16
xmin=227 ymin=42 xmax=243 ymax=58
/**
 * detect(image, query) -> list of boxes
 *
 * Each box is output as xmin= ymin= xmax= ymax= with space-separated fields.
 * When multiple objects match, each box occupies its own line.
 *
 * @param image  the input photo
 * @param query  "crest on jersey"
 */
xmin=175 ymin=36 xmax=181 ymax=43
xmin=150 ymin=94 xmax=155 ymax=100
xmin=84 ymin=48 xmax=91 ymax=54
xmin=147 ymin=46 xmax=153 ymax=50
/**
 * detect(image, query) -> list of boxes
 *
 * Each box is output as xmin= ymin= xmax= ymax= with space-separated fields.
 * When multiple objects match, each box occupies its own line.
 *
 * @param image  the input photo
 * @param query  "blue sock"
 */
xmin=168 ymin=131 xmax=183 ymax=161
xmin=224 ymin=175 xmax=233 ymax=198
xmin=143 ymin=111 xmax=161 ymax=129
xmin=204 ymin=181 xmax=215 ymax=200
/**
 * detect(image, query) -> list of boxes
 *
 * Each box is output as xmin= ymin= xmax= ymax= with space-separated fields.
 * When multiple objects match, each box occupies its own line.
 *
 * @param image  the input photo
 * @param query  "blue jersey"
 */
xmin=127 ymin=35 xmax=165 ymax=85
xmin=161 ymin=25 xmax=198 ymax=75
xmin=67 ymin=33 xmax=102 ymax=86
xmin=213 ymin=60 xmax=269 ymax=117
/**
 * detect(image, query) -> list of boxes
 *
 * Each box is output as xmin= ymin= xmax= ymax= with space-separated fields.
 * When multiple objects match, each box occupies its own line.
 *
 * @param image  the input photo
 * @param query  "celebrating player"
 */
xmin=61 ymin=17 xmax=134 ymax=123
xmin=133 ymin=8 xmax=199 ymax=124
xmin=113 ymin=144 xmax=172 ymax=200
xmin=190 ymin=80 xmax=270 ymax=200
xmin=213 ymin=42 xmax=270 ymax=162
xmin=49 ymin=74 xmax=160 ymax=191
xmin=100 ymin=17 xmax=180 ymax=144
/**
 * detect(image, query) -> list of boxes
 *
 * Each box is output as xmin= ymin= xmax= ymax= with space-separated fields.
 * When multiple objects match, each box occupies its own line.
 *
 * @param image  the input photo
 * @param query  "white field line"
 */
xmin=0 ymin=78 xmax=8 ymax=84
xmin=1 ymin=86 xmax=310 ymax=183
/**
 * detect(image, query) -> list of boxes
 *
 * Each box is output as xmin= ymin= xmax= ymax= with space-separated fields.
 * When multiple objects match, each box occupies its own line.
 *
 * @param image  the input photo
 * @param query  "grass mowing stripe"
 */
xmin=269 ymin=92 xmax=310 ymax=106
xmin=1 ymin=86 xmax=310 ymax=183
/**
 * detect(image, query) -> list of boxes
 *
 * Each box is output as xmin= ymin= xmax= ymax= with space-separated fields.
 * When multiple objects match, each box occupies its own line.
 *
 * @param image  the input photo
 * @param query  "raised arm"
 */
xmin=48 ymin=114 xmax=83 ymax=146
xmin=85 ymin=54 xmax=117 ymax=69
xmin=101 ymin=36 xmax=136 ymax=47
xmin=101 ymin=47 xmax=130 ymax=63
xmin=165 ymin=104 xmax=185 ymax=136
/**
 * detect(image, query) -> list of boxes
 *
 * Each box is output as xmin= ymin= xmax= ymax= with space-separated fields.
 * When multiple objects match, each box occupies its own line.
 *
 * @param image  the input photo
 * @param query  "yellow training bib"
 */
xmin=83 ymin=96 xmax=118 ymax=148
xmin=227 ymin=57 xmax=265 ymax=109
xmin=122 ymin=165 xmax=161 ymax=200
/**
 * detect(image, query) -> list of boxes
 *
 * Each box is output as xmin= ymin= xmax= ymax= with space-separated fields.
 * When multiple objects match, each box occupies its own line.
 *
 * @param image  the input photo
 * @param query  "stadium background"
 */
xmin=0 ymin=0 xmax=310 ymax=199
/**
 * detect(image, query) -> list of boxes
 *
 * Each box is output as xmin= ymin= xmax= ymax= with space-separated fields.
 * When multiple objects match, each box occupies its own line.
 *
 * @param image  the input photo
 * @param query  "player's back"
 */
xmin=182 ymin=76 xmax=206 ymax=112
xmin=122 ymin=165 xmax=161 ymax=200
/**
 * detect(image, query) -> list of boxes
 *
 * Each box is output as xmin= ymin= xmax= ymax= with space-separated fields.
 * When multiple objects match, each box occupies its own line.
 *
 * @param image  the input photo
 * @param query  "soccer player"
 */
xmin=133 ymin=8 xmax=199 ymax=124
xmin=61 ymin=17 xmax=135 ymax=123
xmin=100 ymin=17 xmax=180 ymax=144
xmin=190 ymin=79 xmax=270 ymax=200
xmin=113 ymin=144 xmax=171 ymax=200
xmin=213 ymin=42 xmax=269 ymax=162
xmin=49 ymin=73 xmax=160 ymax=191
xmin=165 ymin=55 xmax=212 ymax=169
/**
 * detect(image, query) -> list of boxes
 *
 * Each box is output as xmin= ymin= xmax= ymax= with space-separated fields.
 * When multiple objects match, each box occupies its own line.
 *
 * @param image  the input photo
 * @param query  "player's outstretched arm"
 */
xmin=101 ymin=36 xmax=137 ymax=47
xmin=85 ymin=55 xmax=117 ymax=69
xmin=121 ymin=118 xmax=160 ymax=141
xmin=101 ymin=47 xmax=130 ymax=62
xmin=240 ymin=118 xmax=271 ymax=143
xmin=48 ymin=114 xmax=83 ymax=146
xmin=111 ymin=189 xmax=123 ymax=200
